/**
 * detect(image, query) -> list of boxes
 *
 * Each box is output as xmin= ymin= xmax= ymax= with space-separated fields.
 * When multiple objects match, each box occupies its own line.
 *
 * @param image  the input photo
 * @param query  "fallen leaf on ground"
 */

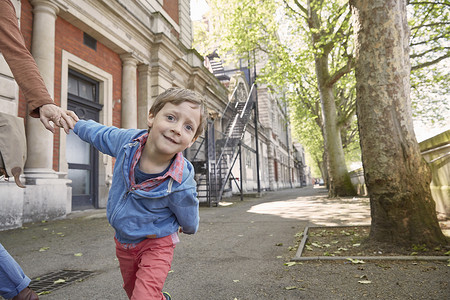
xmin=358 ymin=280 xmax=372 ymax=284
xmin=54 ymin=279 xmax=66 ymax=284
xmin=37 ymin=291 xmax=51 ymax=295
xmin=74 ymin=253 xmax=83 ymax=257
xmin=39 ymin=247 xmax=49 ymax=252
xmin=311 ymin=242 xmax=322 ymax=248
xmin=347 ymin=258 xmax=365 ymax=264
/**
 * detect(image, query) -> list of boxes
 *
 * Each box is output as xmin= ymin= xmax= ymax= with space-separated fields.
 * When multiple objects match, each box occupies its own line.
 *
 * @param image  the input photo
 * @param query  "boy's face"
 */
xmin=146 ymin=101 xmax=201 ymax=158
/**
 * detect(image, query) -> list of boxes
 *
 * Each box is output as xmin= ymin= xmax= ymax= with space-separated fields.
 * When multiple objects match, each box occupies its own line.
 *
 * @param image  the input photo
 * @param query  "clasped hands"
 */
xmin=39 ymin=104 xmax=79 ymax=134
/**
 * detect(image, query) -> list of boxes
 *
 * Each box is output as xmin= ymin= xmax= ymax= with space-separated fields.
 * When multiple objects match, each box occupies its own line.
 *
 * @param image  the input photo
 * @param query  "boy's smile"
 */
xmin=145 ymin=101 xmax=201 ymax=162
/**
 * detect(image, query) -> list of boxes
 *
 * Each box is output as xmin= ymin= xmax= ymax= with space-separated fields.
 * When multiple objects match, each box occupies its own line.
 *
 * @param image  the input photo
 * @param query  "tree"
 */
xmin=350 ymin=0 xmax=447 ymax=246
xmin=293 ymin=0 xmax=356 ymax=197
xmin=195 ymin=0 xmax=447 ymax=199
xmin=200 ymin=0 xmax=358 ymax=197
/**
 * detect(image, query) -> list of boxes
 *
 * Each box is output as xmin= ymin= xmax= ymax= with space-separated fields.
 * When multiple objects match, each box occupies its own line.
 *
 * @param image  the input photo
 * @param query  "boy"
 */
xmin=72 ymin=88 xmax=207 ymax=300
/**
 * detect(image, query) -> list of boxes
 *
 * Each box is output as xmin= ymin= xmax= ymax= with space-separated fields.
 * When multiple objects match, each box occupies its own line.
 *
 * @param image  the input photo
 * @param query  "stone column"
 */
xmin=120 ymin=53 xmax=138 ymax=129
xmin=137 ymin=64 xmax=151 ymax=129
xmin=22 ymin=0 xmax=70 ymax=223
xmin=25 ymin=0 xmax=58 ymax=176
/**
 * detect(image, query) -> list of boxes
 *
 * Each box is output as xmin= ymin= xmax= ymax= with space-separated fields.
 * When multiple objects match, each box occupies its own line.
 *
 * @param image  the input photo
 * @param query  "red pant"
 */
xmin=115 ymin=234 xmax=176 ymax=300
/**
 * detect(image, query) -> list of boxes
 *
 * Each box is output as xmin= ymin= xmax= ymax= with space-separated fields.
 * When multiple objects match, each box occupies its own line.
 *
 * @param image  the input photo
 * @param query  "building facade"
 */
xmin=0 ymin=0 xmax=310 ymax=230
xmin=0 ymin=0 xmax=228 ymax=230
xmin=204 ymin=52 xmax=310 ymax=198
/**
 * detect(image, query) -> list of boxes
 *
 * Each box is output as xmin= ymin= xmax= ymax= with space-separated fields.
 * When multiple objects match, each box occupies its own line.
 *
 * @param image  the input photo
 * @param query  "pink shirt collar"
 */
xmin=129 ymin=133 xmax=184 ymax=191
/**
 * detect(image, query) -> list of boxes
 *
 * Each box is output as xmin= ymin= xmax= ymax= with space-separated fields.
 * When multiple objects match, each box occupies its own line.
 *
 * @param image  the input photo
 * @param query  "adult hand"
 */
xmin=39 ymin=104 xmax=79 ymax=134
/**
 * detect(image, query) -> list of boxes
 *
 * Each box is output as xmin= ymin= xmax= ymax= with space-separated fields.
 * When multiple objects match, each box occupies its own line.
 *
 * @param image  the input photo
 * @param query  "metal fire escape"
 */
xmin=191 ymin=83 xmax=257 ymax=206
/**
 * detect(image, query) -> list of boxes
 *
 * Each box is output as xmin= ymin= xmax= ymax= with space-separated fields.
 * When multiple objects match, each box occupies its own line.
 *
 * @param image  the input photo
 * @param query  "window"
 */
xmin=83 ymin=33 xmax=97 ymax=51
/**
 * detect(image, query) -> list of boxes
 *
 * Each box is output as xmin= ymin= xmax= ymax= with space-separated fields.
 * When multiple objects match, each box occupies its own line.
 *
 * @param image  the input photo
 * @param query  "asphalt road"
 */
xmin=1 ymin=186 xmax=448 ymax=299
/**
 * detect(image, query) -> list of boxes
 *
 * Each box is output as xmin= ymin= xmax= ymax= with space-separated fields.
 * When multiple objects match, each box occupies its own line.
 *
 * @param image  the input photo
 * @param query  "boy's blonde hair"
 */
xmin=149 ymin=88 xmax=207 ymax=138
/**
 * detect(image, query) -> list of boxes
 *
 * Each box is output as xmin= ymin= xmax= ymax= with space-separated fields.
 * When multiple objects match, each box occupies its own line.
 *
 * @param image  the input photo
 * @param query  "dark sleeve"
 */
xmin=0 ymin=0 xmax=54 ymax=117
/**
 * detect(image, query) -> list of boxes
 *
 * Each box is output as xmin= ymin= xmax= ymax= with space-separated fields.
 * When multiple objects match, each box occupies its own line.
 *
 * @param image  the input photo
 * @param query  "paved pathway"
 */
xmin=1 ymin=186 xmax=448 ymax=299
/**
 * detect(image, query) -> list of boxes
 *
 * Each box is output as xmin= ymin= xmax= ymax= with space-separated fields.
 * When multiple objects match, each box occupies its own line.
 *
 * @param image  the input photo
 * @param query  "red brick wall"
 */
xmin=163 ymin=0 xmax=179 ymax=25
xmin=20 ymin=0 xmax=122 ymax=171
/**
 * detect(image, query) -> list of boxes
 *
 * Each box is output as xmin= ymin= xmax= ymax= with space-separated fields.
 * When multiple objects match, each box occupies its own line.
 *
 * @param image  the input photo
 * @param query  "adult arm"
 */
xmin=0 ymin=0 xmax=75 ymax=133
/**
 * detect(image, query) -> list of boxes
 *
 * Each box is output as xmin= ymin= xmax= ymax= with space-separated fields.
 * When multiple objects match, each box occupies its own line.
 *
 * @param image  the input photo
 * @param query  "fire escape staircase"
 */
xmin=192 ymin=83 xmax=256 ymax=206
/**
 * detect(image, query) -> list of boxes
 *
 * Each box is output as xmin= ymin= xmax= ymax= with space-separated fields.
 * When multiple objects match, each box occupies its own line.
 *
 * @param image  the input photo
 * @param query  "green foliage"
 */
xmin=192 ymin=0 xmax=447 ymax=176
xmin=204 ymin=0 xmax=283 ymax=65
xmin=277 ymin=1 xmax=360 ymax=171
xmin=194 ymin=0 xmax=361 ymax=175
xmin=411 ymin=243 xmax=429 ymax=252
xmin=408 ymin=1 xmax=450 ymax=126
xmin=192 ymin=20 xmax=210 ymax=56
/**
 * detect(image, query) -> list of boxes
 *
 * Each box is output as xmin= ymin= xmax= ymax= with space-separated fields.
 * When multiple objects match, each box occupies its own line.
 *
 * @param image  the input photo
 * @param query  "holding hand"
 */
xmin=39 ymin=104 xmax=79 ymax=134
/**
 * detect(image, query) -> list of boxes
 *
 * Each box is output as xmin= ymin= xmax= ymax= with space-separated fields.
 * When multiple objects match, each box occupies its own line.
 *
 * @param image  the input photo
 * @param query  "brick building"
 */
xmin=0 ymin=0 xmax=227 ymax=229
xmin=0 ymin=0 xmax=310 ymax=230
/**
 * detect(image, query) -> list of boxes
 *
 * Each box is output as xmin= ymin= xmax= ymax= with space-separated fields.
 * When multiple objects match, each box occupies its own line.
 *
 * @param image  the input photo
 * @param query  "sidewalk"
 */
xmin=1 ymin=186 xmax=448 ymax=299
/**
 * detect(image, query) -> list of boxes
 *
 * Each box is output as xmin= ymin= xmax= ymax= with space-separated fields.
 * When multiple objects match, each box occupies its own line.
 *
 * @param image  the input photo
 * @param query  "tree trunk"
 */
xmin=318 ymin=80 xmax=356 ymax=197
xmin=351 ymin=0 xmax=446 ymax=246
xmin=309 ymin=1 xmax=356 ymax=197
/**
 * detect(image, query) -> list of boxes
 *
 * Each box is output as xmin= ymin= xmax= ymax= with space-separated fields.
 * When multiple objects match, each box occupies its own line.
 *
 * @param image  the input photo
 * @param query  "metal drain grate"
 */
xmin=29 ymin=270 xmax=95 ymax=293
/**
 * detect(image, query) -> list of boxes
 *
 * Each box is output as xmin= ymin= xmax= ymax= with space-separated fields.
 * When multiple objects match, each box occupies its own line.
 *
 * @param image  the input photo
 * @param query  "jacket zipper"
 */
xmin=110 ymin=142 xmax=138 ymax=224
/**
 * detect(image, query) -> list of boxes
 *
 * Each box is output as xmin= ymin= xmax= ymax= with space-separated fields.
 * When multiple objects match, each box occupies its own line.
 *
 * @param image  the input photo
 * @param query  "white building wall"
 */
xmin=179 ymin=0 xmax=193 ymax=49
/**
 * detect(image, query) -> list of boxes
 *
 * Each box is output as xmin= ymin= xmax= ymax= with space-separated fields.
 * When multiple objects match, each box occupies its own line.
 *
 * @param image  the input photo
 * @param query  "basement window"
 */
xmin=83 ymin=33 xmax=97 ymax=51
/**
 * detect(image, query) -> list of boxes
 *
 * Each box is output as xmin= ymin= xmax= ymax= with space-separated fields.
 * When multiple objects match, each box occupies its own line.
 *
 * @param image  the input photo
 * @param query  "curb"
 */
xmin=292 ymin=225 xmax=449 ymax=262
xmin=292 ymin=255 xmax=449 ymax=262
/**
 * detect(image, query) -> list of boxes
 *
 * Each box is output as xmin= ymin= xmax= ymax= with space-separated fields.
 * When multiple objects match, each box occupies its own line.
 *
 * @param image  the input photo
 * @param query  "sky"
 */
xmin=414 ymin=118 xmax=449 ymax=142
xmin=190 ymin=0 xmax=210 ymax=21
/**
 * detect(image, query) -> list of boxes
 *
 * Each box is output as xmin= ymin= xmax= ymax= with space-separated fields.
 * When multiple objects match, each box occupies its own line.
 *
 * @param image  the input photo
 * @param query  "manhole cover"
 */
xmin=29 ymin=270 xmax=95 ymax=294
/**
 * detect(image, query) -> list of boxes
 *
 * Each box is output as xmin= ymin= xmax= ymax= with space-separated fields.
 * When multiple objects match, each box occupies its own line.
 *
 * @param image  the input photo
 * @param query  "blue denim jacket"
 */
xmin=74 ymin=120 xmax=199 ymax=244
